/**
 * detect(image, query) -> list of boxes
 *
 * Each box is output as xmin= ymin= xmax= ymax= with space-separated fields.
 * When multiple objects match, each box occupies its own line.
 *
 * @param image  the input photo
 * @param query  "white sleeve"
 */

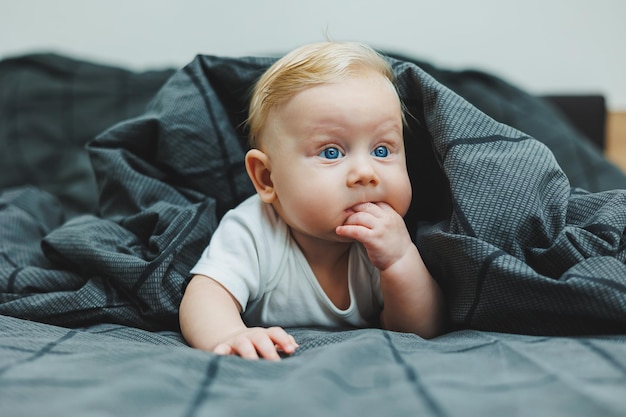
xmin=190 ymin=197 xmax=269 ymax=312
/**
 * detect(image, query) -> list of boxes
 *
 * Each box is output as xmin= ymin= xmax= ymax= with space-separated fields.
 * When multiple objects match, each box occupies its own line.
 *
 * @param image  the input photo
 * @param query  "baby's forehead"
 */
xmin=256 ymin=70 xmax=402 ymax=147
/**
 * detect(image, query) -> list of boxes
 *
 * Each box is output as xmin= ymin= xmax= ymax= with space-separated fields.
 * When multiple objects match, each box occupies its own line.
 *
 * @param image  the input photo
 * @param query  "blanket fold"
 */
xmin=390 ymin=61 xmax=626 ymax=334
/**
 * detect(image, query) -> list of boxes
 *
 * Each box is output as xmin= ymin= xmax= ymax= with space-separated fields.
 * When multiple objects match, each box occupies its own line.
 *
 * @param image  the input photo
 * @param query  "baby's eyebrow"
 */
xmin=302 ymin=122 xmax=346 ymax=139
xmin=378 ymin=127 xmax=403 ymax=137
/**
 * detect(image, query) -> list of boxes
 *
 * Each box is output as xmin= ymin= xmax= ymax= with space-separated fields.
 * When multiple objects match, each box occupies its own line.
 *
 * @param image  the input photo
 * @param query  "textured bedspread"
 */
xmin=2 ymin=315 xmax=626 ymax=417
xmin=1 ymin=53 xmax=626 ymax=416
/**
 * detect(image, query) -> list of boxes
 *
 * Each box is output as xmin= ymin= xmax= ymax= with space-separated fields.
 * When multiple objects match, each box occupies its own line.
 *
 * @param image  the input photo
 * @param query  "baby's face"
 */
xmin=262 ymin=70 xmax=412 ymax=243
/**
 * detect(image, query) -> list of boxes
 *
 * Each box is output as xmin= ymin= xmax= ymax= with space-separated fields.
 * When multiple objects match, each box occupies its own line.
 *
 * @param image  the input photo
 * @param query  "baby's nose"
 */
xmin=347 ymin=160 xmax=380 ymax=187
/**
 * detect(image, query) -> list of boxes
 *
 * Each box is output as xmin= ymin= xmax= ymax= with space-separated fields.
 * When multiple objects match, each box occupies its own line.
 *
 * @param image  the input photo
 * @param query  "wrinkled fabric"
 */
xmin=1 ymin=54 xmax=625 ymax=334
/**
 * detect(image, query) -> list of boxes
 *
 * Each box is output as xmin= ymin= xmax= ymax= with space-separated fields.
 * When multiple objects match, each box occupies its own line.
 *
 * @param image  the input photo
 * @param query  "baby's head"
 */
xmin=244 ymin=42 xmax=412 ymax=243
xmin=247 ymin=41 xmax=397 ymax=149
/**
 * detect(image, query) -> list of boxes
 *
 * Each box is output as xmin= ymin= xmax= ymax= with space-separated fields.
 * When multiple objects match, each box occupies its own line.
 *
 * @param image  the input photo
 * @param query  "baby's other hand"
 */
xmin=336 ymin=202 xmax=412 ymax=271
xmin=213 ymin=326 xmax=298 ymax=361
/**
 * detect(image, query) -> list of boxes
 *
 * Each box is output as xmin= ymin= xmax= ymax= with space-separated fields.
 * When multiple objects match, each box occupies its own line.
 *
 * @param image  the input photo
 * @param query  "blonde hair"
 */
xmin=247 ymin=41 xmax=395 ymax=148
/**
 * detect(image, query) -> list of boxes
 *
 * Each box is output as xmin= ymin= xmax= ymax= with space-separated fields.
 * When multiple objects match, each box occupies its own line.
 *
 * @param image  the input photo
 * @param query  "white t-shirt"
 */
xmin=190 ymin=194 xmax=383 ymax=328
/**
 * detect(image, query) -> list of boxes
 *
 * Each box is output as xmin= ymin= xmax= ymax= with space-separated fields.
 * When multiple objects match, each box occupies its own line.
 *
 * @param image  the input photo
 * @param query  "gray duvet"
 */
xmin=1 ymin=52 xmax=626 ymax=416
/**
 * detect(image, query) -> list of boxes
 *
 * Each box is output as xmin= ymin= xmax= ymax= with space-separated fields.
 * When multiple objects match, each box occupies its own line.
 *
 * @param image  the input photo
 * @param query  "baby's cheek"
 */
xmin=294 ymin=191 xmax=331 ymax=222
xmin=392 ymin=177 xmax=413 ymax=217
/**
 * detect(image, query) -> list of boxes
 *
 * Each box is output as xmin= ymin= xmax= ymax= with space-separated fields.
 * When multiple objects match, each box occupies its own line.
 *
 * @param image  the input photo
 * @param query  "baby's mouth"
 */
xmin=344 ymin=201 xmax=375 ymax=218
xmin=342 ymin=205 xmax=359 ymax=225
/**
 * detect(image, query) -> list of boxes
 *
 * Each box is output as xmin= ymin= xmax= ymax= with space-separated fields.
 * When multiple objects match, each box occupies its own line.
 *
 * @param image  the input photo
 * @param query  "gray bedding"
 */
xmin=1 ymin=52 xmax=625 ymax=416
xmin=2 ymin=315 xmax=626 ymax=416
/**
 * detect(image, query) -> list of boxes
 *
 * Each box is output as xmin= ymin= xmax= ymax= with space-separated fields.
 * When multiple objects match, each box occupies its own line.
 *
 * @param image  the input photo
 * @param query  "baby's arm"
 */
xmin=179 ymin=275 xmax=298 ymax=360
xmin=335 ymin=202 xmax=445 ymax=338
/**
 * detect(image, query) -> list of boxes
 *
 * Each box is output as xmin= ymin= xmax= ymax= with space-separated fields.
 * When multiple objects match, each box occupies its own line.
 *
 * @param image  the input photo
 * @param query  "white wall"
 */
xmin=2 ymin=0 xmax=625 ymax=110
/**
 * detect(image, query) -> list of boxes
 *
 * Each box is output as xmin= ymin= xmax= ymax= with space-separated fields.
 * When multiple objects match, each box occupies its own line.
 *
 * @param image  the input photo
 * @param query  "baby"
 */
xmin=179 ymin=41 xmax=445 ymax=360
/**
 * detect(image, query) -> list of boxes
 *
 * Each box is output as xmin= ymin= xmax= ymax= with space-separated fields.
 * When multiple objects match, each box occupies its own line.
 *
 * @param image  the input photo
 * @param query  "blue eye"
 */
xmin=319 ymin=147 xmax=344 ymax=160
xmin=371 ymin=146 xmax=389 ymax=158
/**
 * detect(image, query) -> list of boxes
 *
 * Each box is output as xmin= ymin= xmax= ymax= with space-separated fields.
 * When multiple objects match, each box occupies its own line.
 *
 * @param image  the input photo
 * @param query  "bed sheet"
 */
xmin=2 ymin=315 xmax=626 ymax=417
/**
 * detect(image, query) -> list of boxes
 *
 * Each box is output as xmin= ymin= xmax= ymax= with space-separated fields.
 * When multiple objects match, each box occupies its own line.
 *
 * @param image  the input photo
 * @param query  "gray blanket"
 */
xmin=2 ymin=54 xmax=625 ymax=334
xmin=1 ymin=53 xmax=626 ymax=416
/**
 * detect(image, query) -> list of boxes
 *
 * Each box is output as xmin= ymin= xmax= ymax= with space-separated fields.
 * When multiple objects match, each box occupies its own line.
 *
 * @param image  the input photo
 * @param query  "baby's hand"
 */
xmin=212 ymin=326 xmax=299 ymax=361
xmin=336 ymin=202 xmax=412 ymax=271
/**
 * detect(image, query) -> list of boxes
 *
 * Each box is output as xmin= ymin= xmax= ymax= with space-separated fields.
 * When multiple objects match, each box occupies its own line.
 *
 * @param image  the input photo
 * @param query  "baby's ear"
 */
xmin=245 ymin=149 xmax=276 ymax=203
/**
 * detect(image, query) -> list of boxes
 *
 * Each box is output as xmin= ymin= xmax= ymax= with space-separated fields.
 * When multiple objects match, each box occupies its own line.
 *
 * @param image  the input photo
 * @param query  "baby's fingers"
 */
xmin=213 ymin=343 xmax=234 ymax=356
xmin=266 ymin=327 xmax=299 ymax=355
xmin=217 ymin=337 xmax=261 ymax=360
xmin=249 ymin=332 xmax=284 ymax=361
xmin=336 ymin=224 xmax=371 ymax=243
xmin=246 ymin=328 xmax=298 ymax=360
xmin=219 ymin=327 xmax=299 ymax=361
